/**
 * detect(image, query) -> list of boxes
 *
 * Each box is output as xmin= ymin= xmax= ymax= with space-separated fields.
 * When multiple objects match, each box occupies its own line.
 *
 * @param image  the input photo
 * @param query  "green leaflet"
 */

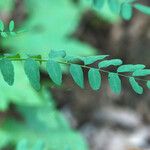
xmin=133 ymin=69 xmax=150 ymax=77
xmin=108 ymin=0 xmax=121 ymax=14
xmin=9 ymin=20 xmax=15 ymax=32
xmin=46 ymin=59 xmax=62 ymax=85
xmin=49 ymin=50 xmax=66 ymax=58
xmin=0 ymin=58 xmax=14 ymax=86
xmin=88 ymin=68 xmax=101 ymax=90
xmin=121 ymin=2 xmax=133 ymax=20
xmin=83 ymin=55 xmax=108 ymax=65
xmin=93 ymin=0 xmax=105 ymax=9
xmin=0 ymin=20 xmax=4 ymax=32
xmin=117 ymin=64 xmax=145 ymax=73
xmin=16 ymin=139 xmax=28 ymax=150
xmin=108 ymin=72 xmax=121 ymax=94
xmin=24 ymin=58 xmax=41 ymax=91
xmin=134 ymin=3 xmax=150 ymax=15
xmin=98 ymin=59 xmax=122 ymax=68
xmin=69 ymin=64 xmax=84 ymax=88
xmin=147 ymin=81 xmax=150 ymax=89
xmin=129 ymin=77 xmax=143 ymax=94
xmin=65 ymin=55 xmax=83 ymax=62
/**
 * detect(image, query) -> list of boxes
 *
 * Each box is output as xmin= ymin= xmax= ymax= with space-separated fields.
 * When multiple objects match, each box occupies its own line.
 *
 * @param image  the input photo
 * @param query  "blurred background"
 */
xmin=0 ymin=0 xmax=150 ymax=149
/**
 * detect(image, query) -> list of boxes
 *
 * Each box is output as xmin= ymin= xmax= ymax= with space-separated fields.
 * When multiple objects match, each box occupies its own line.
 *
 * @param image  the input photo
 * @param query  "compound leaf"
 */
xmin=88 ymin=68 xmax=101 ymax=90
xmin=108 ymin=72 xmax=121 ymax=94
xmin=24 ymin=58 xmax=41 ymax=91
xmin=46 ymin=59 xmax=62 ymax=85
xmin=0 ymin=58 xmax=14 ymax=86
xmin=129 ymin=77 xmax=143 ymax=94
xmin=69 ymin=64 xmax=84 ymax=88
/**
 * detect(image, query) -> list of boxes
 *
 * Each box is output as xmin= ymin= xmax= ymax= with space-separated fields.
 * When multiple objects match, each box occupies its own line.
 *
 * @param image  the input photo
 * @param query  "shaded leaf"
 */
xmin=108 ymin=72 xmax=121 ymax=94
xmin=98 ymin=59 xmax=122 ymax=68
xmin=83 ymin=55 xmax=108 ymax=65
xmin=134 ymin=3 xmax=150 ymax=15
xmin=129 ymin=77 xmax=143 ymax=94
xmin=88 ymin=68 xmax=101 ymax=90
xmin=117 ymin=64 xmax=145 ymax=73
xmin=46 ymin=59 xmax=62 ymax=85
xmin=24 ymin=58 xmax=41 ymax=91
xmin=0 ymin=58 xmax=14 ymax=86
xmin=9 ymin=20 xmax=15 ymax=32
xmin=133 ymin=69 xmax=150 ymax=76
xmin=69 ymin=64 xmax=84 ymax=88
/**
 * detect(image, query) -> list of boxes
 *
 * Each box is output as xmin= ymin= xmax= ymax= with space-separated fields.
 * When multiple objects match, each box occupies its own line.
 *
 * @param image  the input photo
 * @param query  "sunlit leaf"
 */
xmin=93 ymin=0 xmax=105 ymax=9
xmin=33 ymin=140 xmax=45 ymax=150
xmin=16 ymin=139 xmax=28 ymax=150
xmin=0 ymin=20 xmax=4 ymax=32
xmin=108 ymin=0 xmax=121 ymax=14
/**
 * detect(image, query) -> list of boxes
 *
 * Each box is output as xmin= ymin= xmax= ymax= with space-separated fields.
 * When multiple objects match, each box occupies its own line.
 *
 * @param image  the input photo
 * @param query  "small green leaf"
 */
xmin=83 ymin=55 xmax=108 ymax=65
xmin=98 ymin=59 xmax=123 ymax=68
xmin=134 ymin=3 xmax=150 ymax=15
xmin=0 ymin=58 xmax=14 ymax=86
xmin=9 ymin=20 xmax=15 ymax=32
xmin=69 ymin=64 xmax=84 ymax=88
xmin=108 ymin=72 xmax=121 ymax=94
xmin=46 ymin=59 xmax=62 ymax=85
xmin=117 ymin=64 xmax=145 ymax=73
xmin=16 ymin=139 xmax=28 ymax=150
xmin=24 ymin=58 xmax=41 ymax=91
xmin=108 ymin=0 xmax=121 ymax=14
xmin=147 ymin=81 xmax=150 ymax=89
xmin=0 ymin=20 xmax=4 ymax=32
xmin=93 ymin=0 xmax=105 ymax=9
xmin=1 ymin=32 xmax=8 ymax=38
xmin=49 ymin=50 xmax=66 ymax=58
xmin=121 ymin=2 xmax=133 ymax=20
xmin=88 ymin=68 xmax=101 ymax=90
xmin=133 ymin=69 xmax=150 ymax=77
xmin=5 ymin=53 xmax=21 ymax=59
xmin=129 ymin=77 xmax=143 ymax=94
